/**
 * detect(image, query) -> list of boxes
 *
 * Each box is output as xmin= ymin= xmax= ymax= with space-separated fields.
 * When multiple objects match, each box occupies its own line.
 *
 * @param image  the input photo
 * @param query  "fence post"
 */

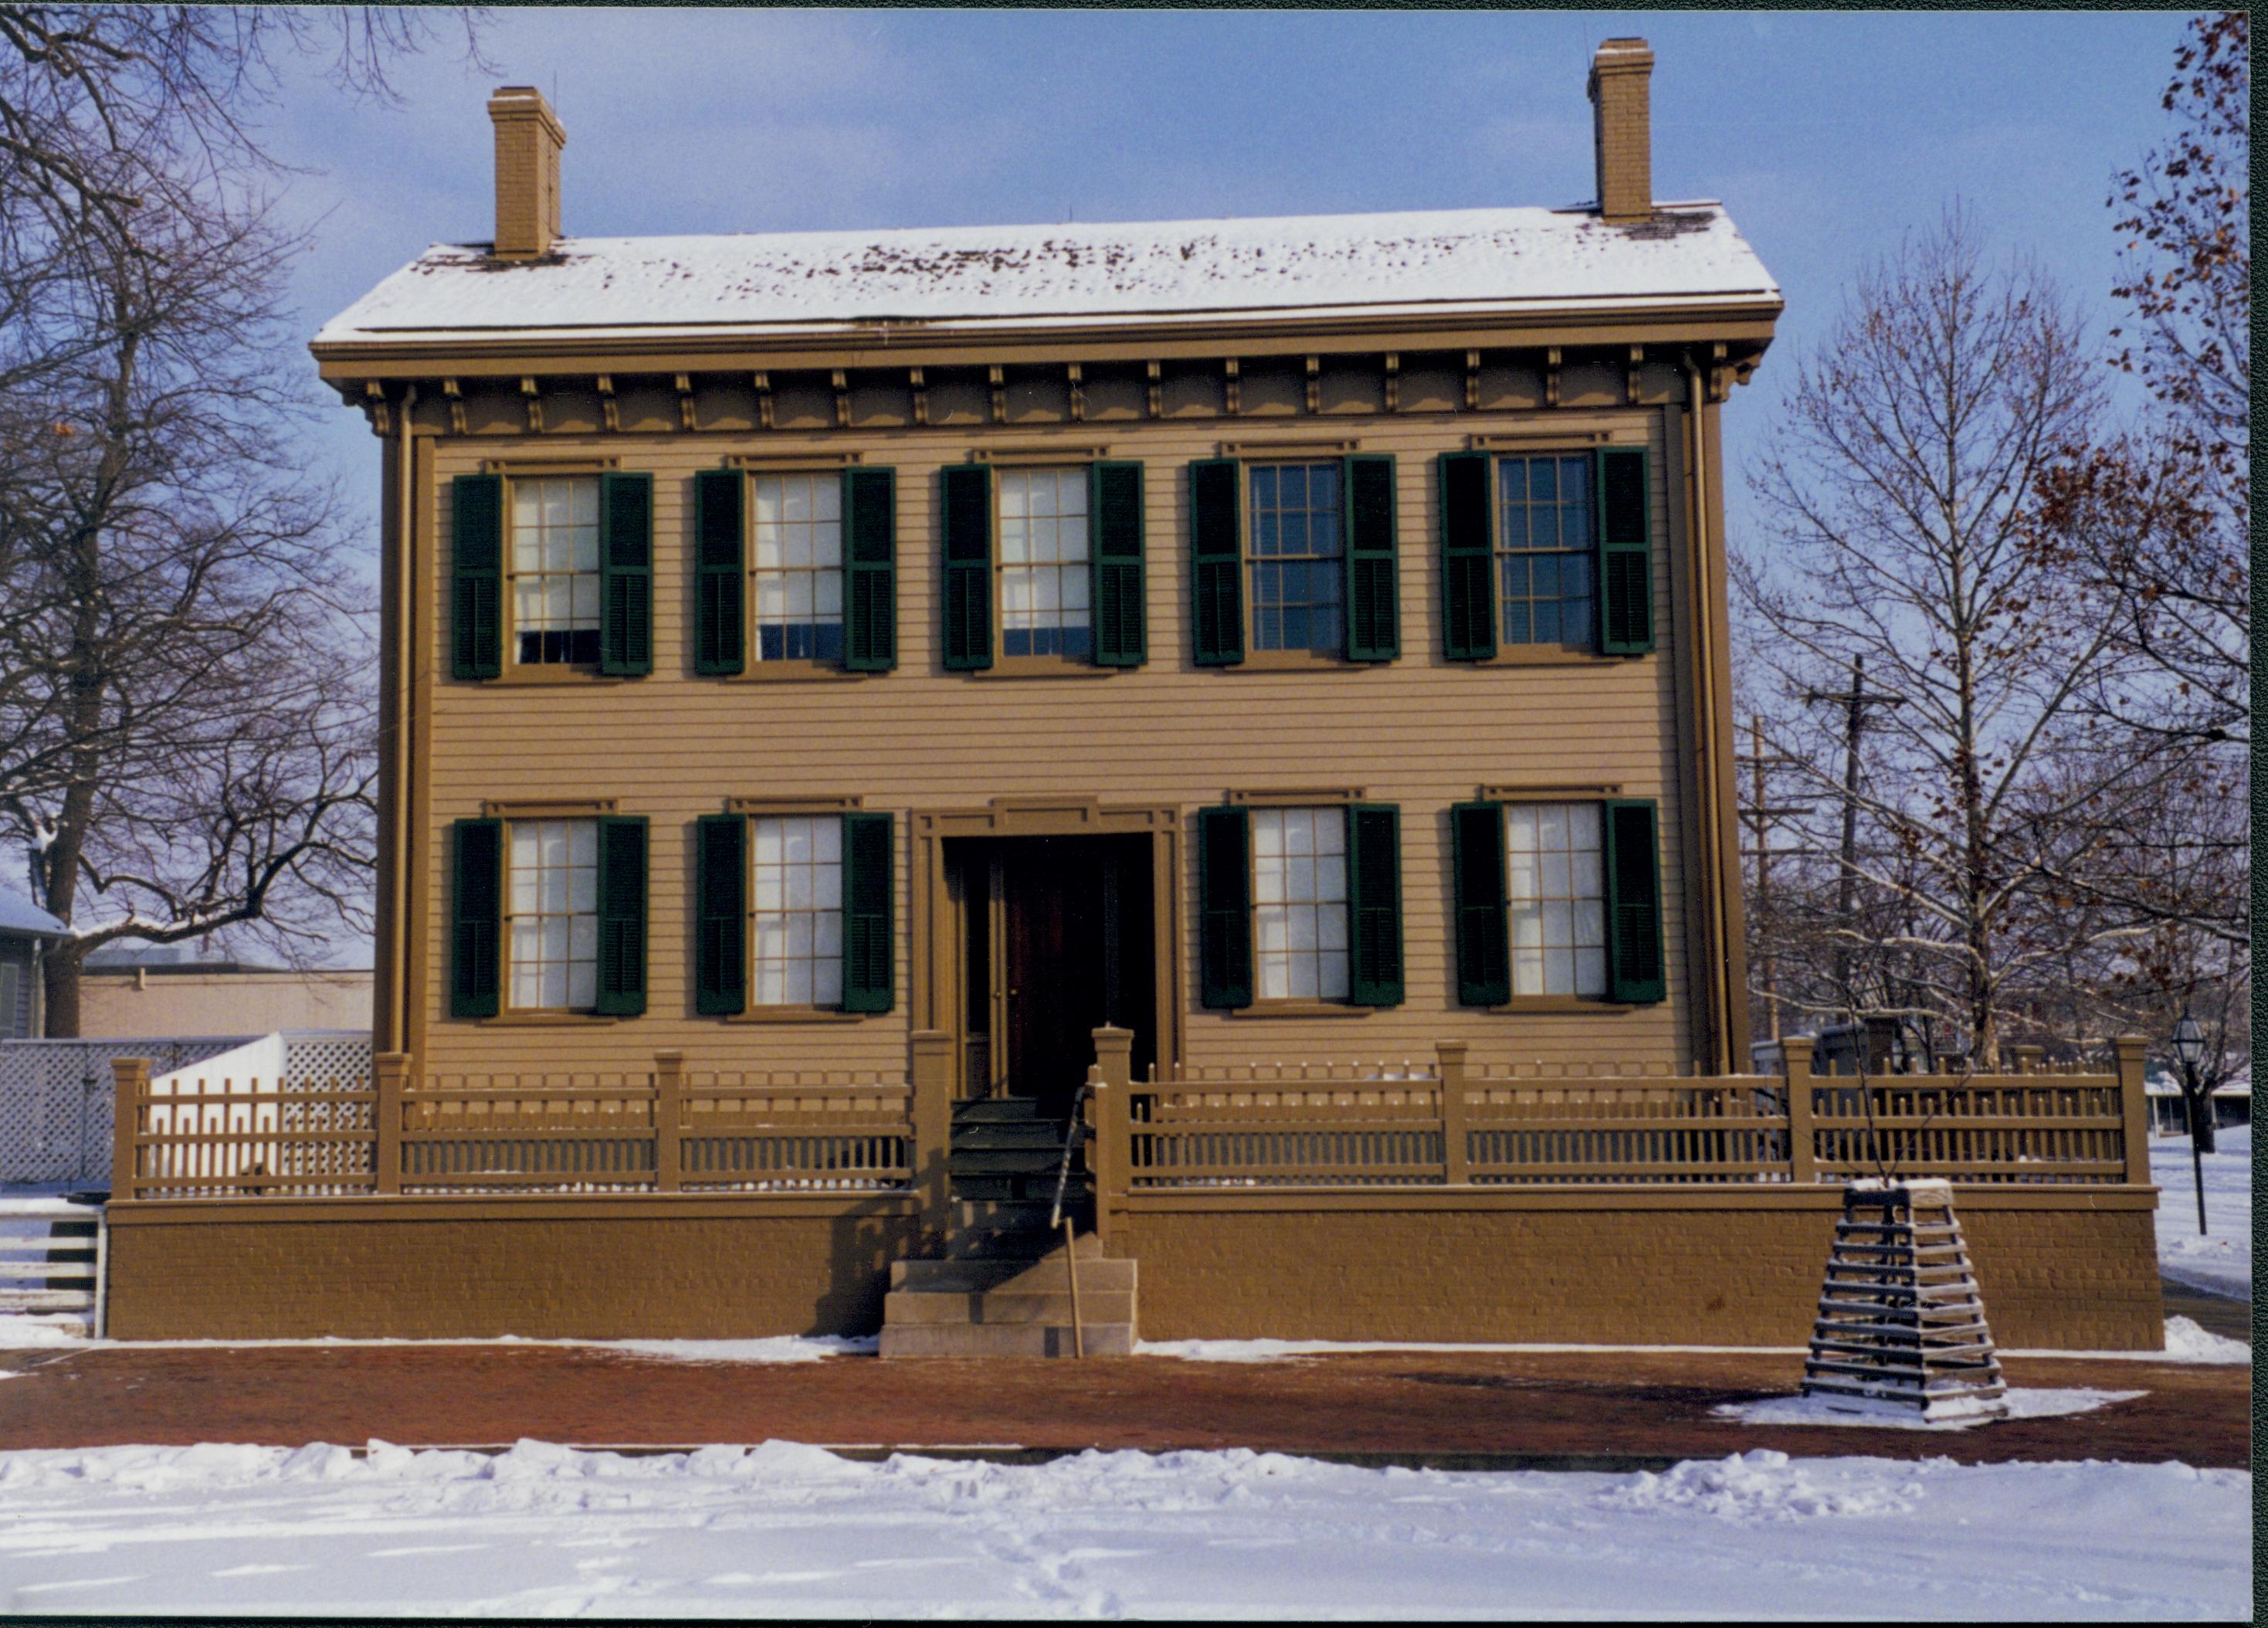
xmin=1436 ymin=1040 xmax=1470 ymax=1185
xmin=108 ymin=1057 xmax=147 ymax=1202
xmin=1781 ymin=1036 xmax=1817 ymax=1185
xmin=372 ymin=1053 xmax=408 ymax=1196
xmin=909 ymin=1031 xmax=954 ymax=1249
xmin=2111 ymin=1034 xmax=2150 ymax=1188
xmin=1090 ymin=1026 xmax=1133 ymax=1253
xmin=653 ymin=1050 xmax=684 ymax=1192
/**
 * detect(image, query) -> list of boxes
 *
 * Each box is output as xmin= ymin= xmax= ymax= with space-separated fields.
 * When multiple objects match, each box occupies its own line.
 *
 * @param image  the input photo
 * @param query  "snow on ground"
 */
xmin=2150 ymin=1124 xmax=2251 ymax=1297
xmin=1715 ymin=1389 xmax=2145 ymax=1430
xmin=0 ymin=1440 xmax=2247 ymax=1620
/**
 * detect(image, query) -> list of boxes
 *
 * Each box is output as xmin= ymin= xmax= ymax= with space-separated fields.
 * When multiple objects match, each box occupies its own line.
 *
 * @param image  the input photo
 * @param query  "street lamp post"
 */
xmin=2171 ymin=1011 xmax=2209 ymax=1237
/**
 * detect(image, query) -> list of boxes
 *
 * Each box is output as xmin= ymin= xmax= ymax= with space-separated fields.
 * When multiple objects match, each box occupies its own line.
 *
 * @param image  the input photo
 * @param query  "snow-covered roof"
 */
xmin=314 ymin=203 xmax=1780 ymax=347
xmin=0 ymin=890 xmax=66 ymax=938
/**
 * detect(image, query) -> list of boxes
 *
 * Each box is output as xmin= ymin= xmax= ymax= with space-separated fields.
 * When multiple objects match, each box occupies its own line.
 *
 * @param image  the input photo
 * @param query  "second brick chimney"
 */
xmin=1587 ymin=39 xmax=1654 ymax=222
xmin=488 ymin=86 xmax=565 ymax=259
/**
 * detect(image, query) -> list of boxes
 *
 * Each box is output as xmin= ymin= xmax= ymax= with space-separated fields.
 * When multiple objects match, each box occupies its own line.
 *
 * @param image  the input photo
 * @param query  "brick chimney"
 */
xmin=1587 ymin=38 xmax=1654 ymax=222
xmin=488 ymin=86 xmax=564 ymax=259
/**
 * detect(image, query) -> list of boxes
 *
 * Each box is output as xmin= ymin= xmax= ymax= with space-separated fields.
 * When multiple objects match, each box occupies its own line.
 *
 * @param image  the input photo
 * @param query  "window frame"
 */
xmin=702 ymin=797 xmax=880 ymax=1023
xmin=1240 ymin=458 xmax=1351 ymax=666
xmin=500 ymin=812 xmax=603 ymax=1016
xmin=741 ymin=466 xmax=854 ymax=677
xmin=992 ymin=463 xmax=1098 ymax=670
xmin=1490 ymin=450 xmax=1601 ymax=660
xmin=503 ymin=470 xmax=605 ymax=675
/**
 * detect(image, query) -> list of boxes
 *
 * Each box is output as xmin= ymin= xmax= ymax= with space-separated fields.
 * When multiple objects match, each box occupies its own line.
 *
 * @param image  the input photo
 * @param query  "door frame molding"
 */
xmin=912 ymin=798 xmax=1183 ymax=1096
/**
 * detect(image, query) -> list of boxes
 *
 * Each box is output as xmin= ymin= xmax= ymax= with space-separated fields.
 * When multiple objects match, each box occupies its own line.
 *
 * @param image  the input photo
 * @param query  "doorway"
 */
xmin=948 ymin=835 xmax=1155 ymax=1121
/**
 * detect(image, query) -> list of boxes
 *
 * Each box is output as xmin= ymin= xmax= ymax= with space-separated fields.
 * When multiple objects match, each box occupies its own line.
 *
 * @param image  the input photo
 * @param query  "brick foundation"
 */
xmin=104 ymin=1187 xmax=2161 ymax=1350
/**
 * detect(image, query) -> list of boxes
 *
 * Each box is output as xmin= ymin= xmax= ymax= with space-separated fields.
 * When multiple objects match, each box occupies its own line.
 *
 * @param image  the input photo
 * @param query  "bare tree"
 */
xmin=0 ymin=8 xmax=485 ymax=1032
xmin=1734 ymin=207 xmax=2151 ymax=1063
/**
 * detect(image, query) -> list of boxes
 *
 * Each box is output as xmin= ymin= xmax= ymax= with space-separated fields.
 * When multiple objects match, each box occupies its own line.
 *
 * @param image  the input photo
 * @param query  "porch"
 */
xmin=92 ymin=1032 xmax=2163 ymax=1349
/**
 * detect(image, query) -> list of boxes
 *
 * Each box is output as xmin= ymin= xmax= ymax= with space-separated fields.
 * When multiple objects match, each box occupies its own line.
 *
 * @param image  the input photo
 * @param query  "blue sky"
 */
xmin=275 ymin=8 xmax=2189 ymax=544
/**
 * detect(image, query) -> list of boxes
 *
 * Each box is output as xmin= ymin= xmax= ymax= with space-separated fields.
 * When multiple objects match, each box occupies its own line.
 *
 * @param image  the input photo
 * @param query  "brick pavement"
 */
xmin=0 ymin=1342 xmax=2246 ymax=1469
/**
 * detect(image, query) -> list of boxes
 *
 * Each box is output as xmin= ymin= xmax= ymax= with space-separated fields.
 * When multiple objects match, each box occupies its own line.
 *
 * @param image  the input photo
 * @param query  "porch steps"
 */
xmin=880 ymin=1233 xmax=1136 ymax=1358
xmin=948 ymin=1096 xmax=1075 ymax=1203
xmin=0 ymin=1201 xmax=103 ymax=1336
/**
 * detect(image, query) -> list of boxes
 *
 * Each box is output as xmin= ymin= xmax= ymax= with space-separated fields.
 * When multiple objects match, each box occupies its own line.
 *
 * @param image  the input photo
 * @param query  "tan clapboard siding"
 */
xmin=418 ymin=408 xmax=1699 ymax=1078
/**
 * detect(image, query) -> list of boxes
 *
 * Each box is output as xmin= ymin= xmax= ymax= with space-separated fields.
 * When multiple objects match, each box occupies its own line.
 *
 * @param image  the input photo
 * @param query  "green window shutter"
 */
xmin=841 ymin=811 xmax=894 ymax=1013
xmin=694 ymin=814 xmax=747 ymax=1016
xmin=1342 ymin=454 xmax=1399 ymax=663
xmin=595 ymin=815 xmax=648 ymax=1016
xmin=450 ymin=475 xmax=503 ymax=680
xmin=941 ymin=463 xmax=993 ymax=671
xmin=1439 ymin=452 xmax=1496 ymax=662
xmin=449 ymin=818 xmax=502 ymax=1018
xmin=1450 ymin=802 xmax=1510 ymax=1006
xmin=598 ymin=472 xmax=654 ymax=677
xmin=1595 ymin=447 xmax=1653 ymax=656
xmin=1090 ymin=460 xmax=1147 ymax=667
xmin=1344 ymin=803 xmax=1404 ymax=1006
xmin=1188 ymin=458 xmax=1245 ymax=666
xmin=693 ymin=470 xmax=745 ymax=676
xmin=1196 ymin=804 xmax=1253 ymax=1009
xmin=842 ymin=466 xmax=897 ymax=672
xmin=1605 ymin=799 xmax=1666 ymax=1003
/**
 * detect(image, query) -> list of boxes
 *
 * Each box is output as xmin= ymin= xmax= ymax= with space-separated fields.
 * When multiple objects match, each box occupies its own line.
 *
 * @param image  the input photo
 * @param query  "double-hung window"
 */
xmin=1451 ymin=798 xmax=1663 ymax=1006
xmin=1439 ymin=446 xmax=1652 ymax=660
xmin=1196 ymin=802 xmax=1402 ymax=1009
xmin=693 ymin=808 xmax=894 ymax=1016
xmin=511 ymin=478 xmax=602 ymax=666
xmin=1188 ymin=454 xmax=1398 ymax=666
xmin=690 ymin=467 xmax=897 ymax=676
xmin=998 ymin=468 xmax=1092 ymax=660
xmin=449 ymin=812 xmax=648 ymax=1019
xmin=449 ymin=471 xmax=653 ymax=680
xmin=752 ymin=473 xmax=845 ymax=663
xmin=938 ymin=462 xmax=1146 ymax=670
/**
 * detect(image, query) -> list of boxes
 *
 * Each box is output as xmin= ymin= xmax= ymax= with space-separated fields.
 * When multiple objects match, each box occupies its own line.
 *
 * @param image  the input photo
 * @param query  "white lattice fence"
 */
xmin=0 ymin=1029 xmax=369 ymax=1187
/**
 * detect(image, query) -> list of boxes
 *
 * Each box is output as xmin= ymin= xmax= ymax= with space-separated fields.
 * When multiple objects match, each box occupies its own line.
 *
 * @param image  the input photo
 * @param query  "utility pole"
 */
xmin=1737 ymin=714 xmax=1813 ymax=1042
xmin=1802 ymin=656 xmax=1903 ymax=1018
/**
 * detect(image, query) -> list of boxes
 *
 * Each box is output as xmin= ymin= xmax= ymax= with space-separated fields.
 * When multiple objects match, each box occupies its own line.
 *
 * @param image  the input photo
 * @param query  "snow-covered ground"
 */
xmin=0 ymin=1440 xmax=2249 ymax=1620
xmin=2150 ymin=1123 xmax=2251 ymax=1297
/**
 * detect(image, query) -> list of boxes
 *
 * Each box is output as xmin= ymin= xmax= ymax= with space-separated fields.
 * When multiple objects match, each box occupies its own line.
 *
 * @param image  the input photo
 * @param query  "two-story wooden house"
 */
xmin=96 ymin=41 xmax=2164 ymax=1353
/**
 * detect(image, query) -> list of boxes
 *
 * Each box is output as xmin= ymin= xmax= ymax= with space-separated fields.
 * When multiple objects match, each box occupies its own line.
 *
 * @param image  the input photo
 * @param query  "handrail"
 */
xmin=1048 ymin=1077 xmax=1090 ymax=1359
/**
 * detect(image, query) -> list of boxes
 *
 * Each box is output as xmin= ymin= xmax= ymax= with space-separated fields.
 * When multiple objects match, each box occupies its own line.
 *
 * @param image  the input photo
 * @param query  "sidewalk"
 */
xmin=0 ymin=1338 xmax=2246 ymax=1469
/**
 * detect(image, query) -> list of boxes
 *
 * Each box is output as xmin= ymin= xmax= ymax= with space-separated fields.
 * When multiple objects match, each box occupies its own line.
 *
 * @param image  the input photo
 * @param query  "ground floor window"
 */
xmin=508 ymin=817 xmax=598 ymax=1010
xmin=751 ymin=816 xmax=845 ymax=1007
xmin=1251 ymin=807 xmax=1351 ymax=1001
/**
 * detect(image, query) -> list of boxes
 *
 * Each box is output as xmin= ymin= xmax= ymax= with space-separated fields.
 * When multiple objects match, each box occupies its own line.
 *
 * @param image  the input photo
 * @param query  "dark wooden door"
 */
xmin=1000 ymin=839 xmax=1110 ymax=1120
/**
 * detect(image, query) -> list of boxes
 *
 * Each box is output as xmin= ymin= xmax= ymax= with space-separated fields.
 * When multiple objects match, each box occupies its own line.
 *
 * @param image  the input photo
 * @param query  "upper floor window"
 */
xmin=1496 ymin=455 xmax=1595 ymax=650
xmin=1247 ymin=462 xmax=1343 ymax=655
xmin=1190 ymin=454 xmax=1397 ymax=667
xmin=511 ymin=477 xmax=601 ymax=666
xmin=1439 ymin=447 xmax=1652 ymax=662
xmin=998 ymin=468 xmax=1093 ymax=660
xmin=751 ymin=473 xmax=845 ymax=663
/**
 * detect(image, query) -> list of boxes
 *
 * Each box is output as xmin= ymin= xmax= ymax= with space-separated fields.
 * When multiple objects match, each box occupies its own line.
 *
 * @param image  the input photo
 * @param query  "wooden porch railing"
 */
xmin=107 ymin=1031 xmax=2148 ymax=1224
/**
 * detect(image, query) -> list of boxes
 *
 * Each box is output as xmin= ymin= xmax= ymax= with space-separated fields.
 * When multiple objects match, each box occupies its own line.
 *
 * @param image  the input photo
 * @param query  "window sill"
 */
xmin=1476 ymin=647 xmax=1622 ymax=668
xmin=724 ymin=1006 xmax=867 ymax=1024
xmin=1223 ymin=651 xmax=1353 ymax=673
xmin=485 ymin=667 xmax=629 ymax=687
xmin=1487 ymin=998 xmax=1636 ymax=1016
xmin=970 ymin=658 xmax=1119 ymax=680
xmin=724 ymin=663 xmax=869 ymax=684
xmin=1230 ymin=1000 xmax=1373 ymax=1019
xmin=479 ymin=1011 xmax=622 ymax=1026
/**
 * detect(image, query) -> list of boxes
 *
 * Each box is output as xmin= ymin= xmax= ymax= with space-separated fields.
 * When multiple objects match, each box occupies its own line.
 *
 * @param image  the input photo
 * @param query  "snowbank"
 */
xmin=0 ymin=1440 xmax=2246 ymax=1618
xmin=1714 ymin=1388 xmax=2146 ymax=1431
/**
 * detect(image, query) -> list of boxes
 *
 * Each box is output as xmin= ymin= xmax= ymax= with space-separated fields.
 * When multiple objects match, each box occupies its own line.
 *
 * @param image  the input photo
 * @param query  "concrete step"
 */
xmin=878 ymin=1321 xmax=1135 ymax=1358
xmin=885 ymin=1289 xmax=1138 ymax=1326
xmin=951 ymin=1125 xmax=1070 ymax=1152
xmin=948 ymin=1151 xmax=1066 ymax=1176
xmin=893 ymin=1251 xmax=1127 ymax=1294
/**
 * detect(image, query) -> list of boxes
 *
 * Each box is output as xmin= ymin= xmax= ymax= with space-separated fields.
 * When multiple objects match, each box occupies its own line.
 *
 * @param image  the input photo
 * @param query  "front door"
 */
xmin=990 ymin=836 xmax=1153 ymax=1120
